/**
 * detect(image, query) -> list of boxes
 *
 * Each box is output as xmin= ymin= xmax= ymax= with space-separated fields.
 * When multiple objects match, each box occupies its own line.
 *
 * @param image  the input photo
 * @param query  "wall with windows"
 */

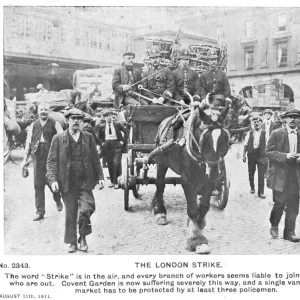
xmin=180 ymin=7 xmax=300 ymax=109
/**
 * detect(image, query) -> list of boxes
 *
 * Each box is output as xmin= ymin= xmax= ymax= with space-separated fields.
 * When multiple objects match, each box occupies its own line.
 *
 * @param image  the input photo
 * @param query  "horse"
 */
xmin=150 ymin=105 xmax=230 ymax=254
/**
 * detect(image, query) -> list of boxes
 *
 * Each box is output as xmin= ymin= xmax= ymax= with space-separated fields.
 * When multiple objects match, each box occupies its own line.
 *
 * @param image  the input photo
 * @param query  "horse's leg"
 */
xmin=152 ymin=159 xmax=168 ymax=225
xmin=182 ymin=174 xmax=210 ymax=254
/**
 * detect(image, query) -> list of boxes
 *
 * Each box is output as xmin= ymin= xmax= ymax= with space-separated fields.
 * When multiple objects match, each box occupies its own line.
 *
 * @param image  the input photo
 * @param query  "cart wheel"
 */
xmin=132 ymin=166 xmax=141 ymax=199
xmin=124 ymin=157 xmax=130 ymax=211
xmin=216 ymin=160 xmax=230 ymax=210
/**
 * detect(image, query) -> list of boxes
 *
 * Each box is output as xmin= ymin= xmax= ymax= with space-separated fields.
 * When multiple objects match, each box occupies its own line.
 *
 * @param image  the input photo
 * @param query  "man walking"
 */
xmin=97 ymin=109 xmax=128 ymax=189
xmin=112 ymin=51 xmax=147 ymax=108
xmin=243 ymin=116 xmax=267 ymax=198
xmin=21 ymin=102 xmax=63 ymax=221
xmin=262 ymin=109 xmax=278 ymax=143
xmin=266 ymin=109 xmax=300 ymax=242
xmin=47 ymin=108 xmax=105 ymax=253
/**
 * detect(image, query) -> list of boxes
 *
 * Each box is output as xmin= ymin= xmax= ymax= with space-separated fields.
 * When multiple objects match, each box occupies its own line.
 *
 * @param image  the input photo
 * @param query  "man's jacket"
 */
xmin=96 ymin=120 xmax=128 ymax=153
xmin=142 ymin=66 xmax=174 ymax=99
xmin=47 ymin=130 xmax=104 ymax=193
xmin=266 ymin=127 xmax=300 ymax=192
xmin=112 ymin=65 xmax=142 ymax=108
xmin=200 ymin=68 xmax=231 ymax=99
xmin=173 ymin=67 xmax=202 ymax=98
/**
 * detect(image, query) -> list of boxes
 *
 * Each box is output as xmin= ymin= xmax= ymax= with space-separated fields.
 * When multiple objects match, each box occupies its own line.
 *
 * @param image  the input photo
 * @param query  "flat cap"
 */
xmin=281 ymin=109 xmax=300 ymax=118
xmin=101 ymin=109 xmax=118 ymax=117
xmin=251 ymin=116 xmax=262 ymax=122
xmin=123 ymin=51 xmax=135 ymax=58
xmin=263 ymin=109 xmax=273 ymax=115
xmin=64 ymin=108 xmax=85 ymax=119
xmin=83 ymin=113 xmax=93 ymax=121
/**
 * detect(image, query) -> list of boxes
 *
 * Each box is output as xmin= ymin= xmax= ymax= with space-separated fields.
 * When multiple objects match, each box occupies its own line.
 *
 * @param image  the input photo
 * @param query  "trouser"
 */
xmin=247 ymin=153 xmax=267 ymax=195
xmin=105 ymin=140 xmax=122 ymax=184
xmin=270 ymin=169 xmax=299 ymax=233
xmin=62 ymin=188 xmax=95 ymax=244
xmin=123 ymin=95 xmax=148 ymax=106
xmin=33 ymin=144 xmax=58 ymax=215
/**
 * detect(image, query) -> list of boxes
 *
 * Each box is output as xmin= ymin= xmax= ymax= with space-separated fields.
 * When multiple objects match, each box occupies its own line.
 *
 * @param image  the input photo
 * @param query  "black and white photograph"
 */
xmin=2 ymin=2 xmax=300 ymax=298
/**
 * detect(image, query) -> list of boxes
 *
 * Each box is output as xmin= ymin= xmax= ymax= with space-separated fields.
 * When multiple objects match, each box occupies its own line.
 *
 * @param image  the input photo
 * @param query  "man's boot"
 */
xmin=78 ymin=235 xmax=88 ymax=252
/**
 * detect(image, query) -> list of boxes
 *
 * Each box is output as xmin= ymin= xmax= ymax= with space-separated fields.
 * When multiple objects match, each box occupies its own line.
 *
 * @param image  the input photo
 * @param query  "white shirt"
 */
xmin=25 ymin=119 xmax=63 ymax=152
xmin=105 ymin=122 xmax=117 ymax=140
xmin=264 ymin=120 xmax=271 ymax=142
xmin=69 ymin=130 xmax=81 ymax=142
xmin=245 ymin=129 xmax=262 ymax=149
xmin=286 ymin=125 xmax=298 ymax=153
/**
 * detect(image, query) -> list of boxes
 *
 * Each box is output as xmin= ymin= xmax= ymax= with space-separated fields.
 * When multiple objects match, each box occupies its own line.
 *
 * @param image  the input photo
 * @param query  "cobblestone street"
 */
xmin=4 ymin=144 xmax=300 ymax=255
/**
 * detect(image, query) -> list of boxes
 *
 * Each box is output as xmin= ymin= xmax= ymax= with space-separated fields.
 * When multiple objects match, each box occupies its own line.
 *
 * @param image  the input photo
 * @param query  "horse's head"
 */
xmin=201 ymin=128 xmax=230 ymax=166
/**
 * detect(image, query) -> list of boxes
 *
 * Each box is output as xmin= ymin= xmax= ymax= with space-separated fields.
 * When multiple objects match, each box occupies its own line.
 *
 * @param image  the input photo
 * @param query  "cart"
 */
xmin=118 ymin=105 xmax=230 ymax=211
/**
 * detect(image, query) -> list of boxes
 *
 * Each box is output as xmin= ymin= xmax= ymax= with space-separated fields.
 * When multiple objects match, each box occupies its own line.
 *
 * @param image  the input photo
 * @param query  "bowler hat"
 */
xmin=178 ymin=49 xmax=190 ymax=59
xmin=263 ymin=109 xmax=273 ymax=115
xmin=102 ymin=109 xmax=118 ymax=117
xmin=64 ymin=108 xmax=85 ymax=119
xmin=123 ymin=51 xmax=135 ymax=58
xmin=282 ymin=109 xmax=300 ymax=118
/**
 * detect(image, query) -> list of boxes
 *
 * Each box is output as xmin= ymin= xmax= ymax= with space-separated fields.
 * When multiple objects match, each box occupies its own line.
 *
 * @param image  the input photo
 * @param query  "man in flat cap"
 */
xmin=243 ymin=116 xmax=267 ymax=198
xmin=81 ymin=113 xmax=100 ymax=145
xmin=141 ymin=47 xmax=174 ymax=105
xmin=47 ymin=108 xmax=105 ymax=253
xmin=112 ymin=52 xmax=148 ymax=108
xmin=266 ymin=109 xmax=300 ymax=242
xmin=96 ymin=109 xmax=128 ymax=189
xmin=262 ymin=109 xmax=278 ymax=143
xmin=21 ymin=102 xmax=64 ymax=221
xmin=172 ymin=48 xmax=202 ymax=105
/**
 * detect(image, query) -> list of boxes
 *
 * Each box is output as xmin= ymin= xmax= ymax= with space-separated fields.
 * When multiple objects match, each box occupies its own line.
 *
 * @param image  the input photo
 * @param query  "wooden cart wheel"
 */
xmin=132 ymin=166 xmax=140 ymax=199
xmin=216 ymin=160 xmax=230 ymax=210
xmin=124 ymin=157 xmax=130 ymax=211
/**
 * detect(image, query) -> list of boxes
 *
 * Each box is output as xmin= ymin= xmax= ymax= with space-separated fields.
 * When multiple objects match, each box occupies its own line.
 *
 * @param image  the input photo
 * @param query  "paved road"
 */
xmin=3 ymin=145 xmax=300 ymax=255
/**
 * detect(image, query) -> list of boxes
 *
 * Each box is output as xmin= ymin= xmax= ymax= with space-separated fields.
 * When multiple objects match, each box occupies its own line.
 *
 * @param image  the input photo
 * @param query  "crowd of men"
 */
xmin=18 ymin=47 xmax=300 ymax=254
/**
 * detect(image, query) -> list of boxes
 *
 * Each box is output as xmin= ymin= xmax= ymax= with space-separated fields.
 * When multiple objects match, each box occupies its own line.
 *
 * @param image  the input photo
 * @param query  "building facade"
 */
xmin=4 ymin=7 xmax=133 ymax=100
xmin=180 ymin=7 xmax=300 ymax=110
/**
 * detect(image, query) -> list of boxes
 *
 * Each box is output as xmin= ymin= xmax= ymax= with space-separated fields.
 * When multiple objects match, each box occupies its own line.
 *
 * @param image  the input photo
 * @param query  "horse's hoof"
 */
xmin=156 ymin=214 xmax=168 ymax=225
xmin=195 ymin=244 xmax=210 ymax=254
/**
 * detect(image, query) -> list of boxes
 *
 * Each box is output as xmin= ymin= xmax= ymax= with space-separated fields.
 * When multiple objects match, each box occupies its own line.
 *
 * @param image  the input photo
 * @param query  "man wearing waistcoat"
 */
xmin=112 ymin=51 xmax=148 ymax=108
xmin=47 ymin=108 xmax=104 ymax=253
xmin=21 ymin=103 xmax=63 ymax=221
xmin=243 ymin=116 xmax=267 ymax=198
xmin=266 ymin=109 xmax=300 ymax=242
xmin=97 ymin=109 xmax=128 ymax=189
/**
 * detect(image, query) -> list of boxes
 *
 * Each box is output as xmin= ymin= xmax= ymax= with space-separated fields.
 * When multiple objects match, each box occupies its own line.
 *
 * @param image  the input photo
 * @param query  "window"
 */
xmin=245 ymin=47 xmax=254 ymax=70
xmin=245 ymin=21 xmax=253 ymax=38
xmin=240 ymin=86 xmax=253 ymax=98
xmin=297 ymin=53 xmax=300 ymax=63
xmin=276 ymin=42 xmax=288 ymax=67
xmin=278 ymin=15 xmax=286 ymax=31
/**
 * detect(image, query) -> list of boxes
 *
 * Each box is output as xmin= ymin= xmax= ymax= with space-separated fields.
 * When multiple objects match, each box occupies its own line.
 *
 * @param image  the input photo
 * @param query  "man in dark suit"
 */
xmin=97 ymin=109 xmax=128 ymax=189
xmin=262 ymin=109 xmax=278 ymax=143
xmin=112 ymin=51 xmax=148 ymax=108
xmin=172 ymin=48 xmax=202 ymax=105
xmin=266 ymin=109 xmax=300 ymax=242
xmin=243 ymin=116 xmax=267 ymax=198
xmin=47 ymin=108 xmax=104 ymax=253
